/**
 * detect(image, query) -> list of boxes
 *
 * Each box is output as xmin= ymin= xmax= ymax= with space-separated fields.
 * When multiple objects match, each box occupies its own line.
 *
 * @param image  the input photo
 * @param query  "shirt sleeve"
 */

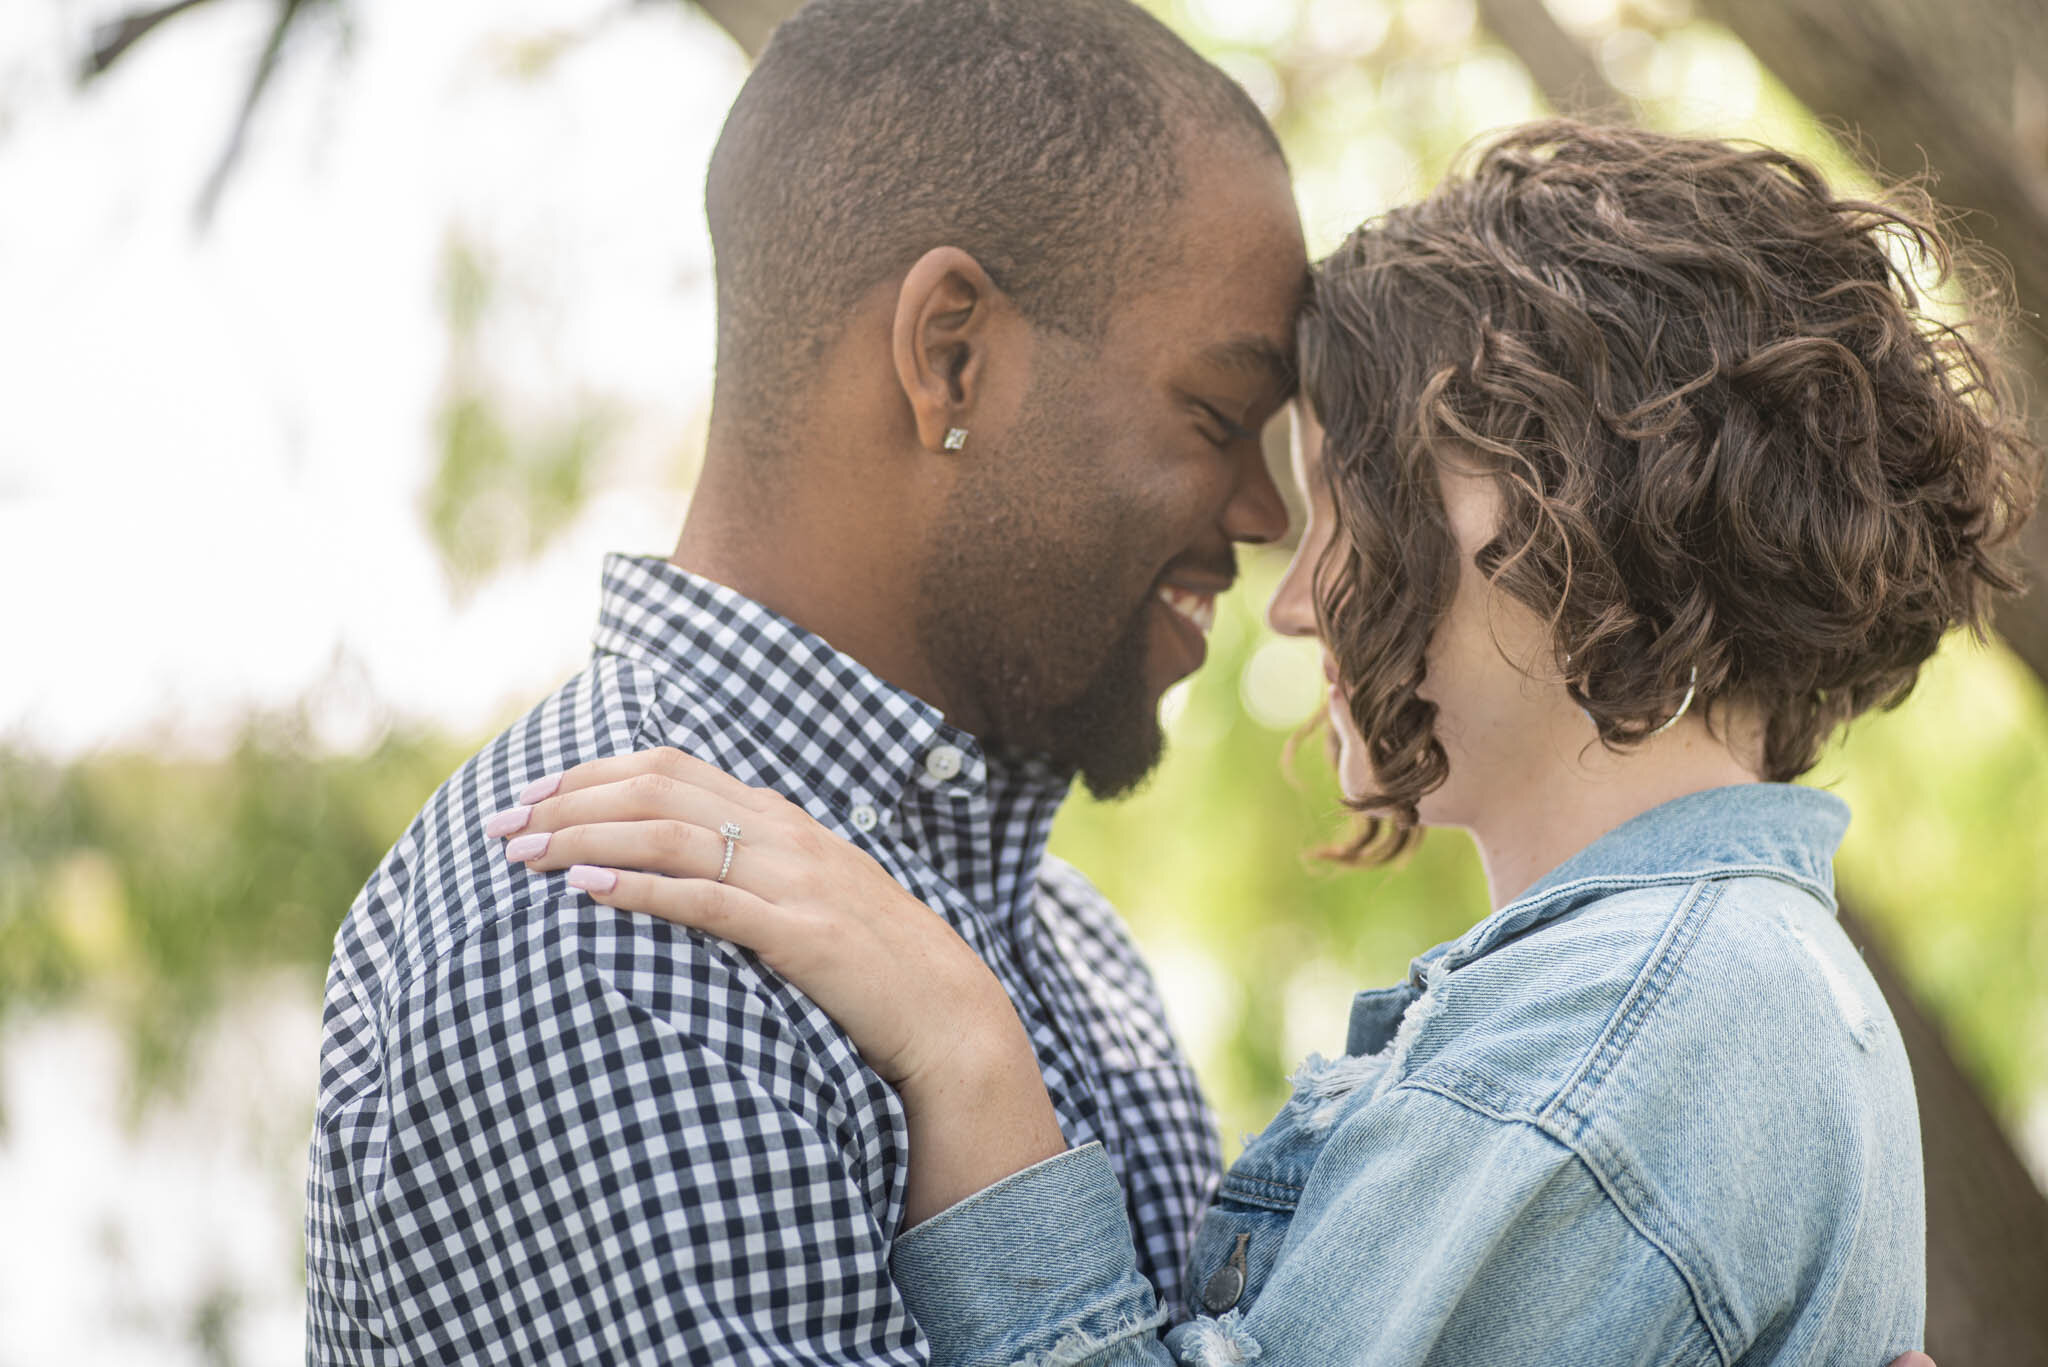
xmin=892 ymin=1088 xmax=1716 ymax=1367
xmin=357 ymin=897 xmax=930 ymax=1364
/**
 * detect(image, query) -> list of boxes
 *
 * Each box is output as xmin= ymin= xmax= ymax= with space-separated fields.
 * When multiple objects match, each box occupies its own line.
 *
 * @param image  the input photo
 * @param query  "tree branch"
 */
xmin=193 ymin=0 xmax=312 ymax=225
xmin=687 ymin=0 xmax=799 ymax=60
xmin=85 ymin=0 xmax=804 ymax=221
xmin=1472 ymin=0 xmax=1629 ymax=119
xmin=82 ymin=0 xmax=218 ymax=82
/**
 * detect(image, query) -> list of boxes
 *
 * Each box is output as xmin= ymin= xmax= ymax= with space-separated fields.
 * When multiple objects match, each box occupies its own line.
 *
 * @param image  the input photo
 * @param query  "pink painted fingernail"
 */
xmin=517 ymin=773 xmax=561 ymax=804
xmin=566 ymin=865 xmax=616 ymax=894
xmin=485 ymin=805 xmax=532 ymax=838
xmin=505 ymin=832 xmax=549 ymax=861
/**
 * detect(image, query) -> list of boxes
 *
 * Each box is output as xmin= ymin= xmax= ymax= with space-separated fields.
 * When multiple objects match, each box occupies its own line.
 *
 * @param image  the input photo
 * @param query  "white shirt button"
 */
xmin=849 ymin=803 xmax=879 ymax=833
xmin=925 ymin=745 xmax=965 ymax=781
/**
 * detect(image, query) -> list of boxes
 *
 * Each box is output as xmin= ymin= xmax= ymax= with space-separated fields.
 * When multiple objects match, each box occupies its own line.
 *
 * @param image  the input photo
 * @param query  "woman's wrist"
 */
xmin=897 ymin=1003 xmax=1068 ymax=1229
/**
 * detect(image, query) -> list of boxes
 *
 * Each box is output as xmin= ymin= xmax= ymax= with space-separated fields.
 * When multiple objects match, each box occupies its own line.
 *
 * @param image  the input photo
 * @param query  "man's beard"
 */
xmin=999 ymin=598 xmax=1162 ymax=799
xmin=913 ymin=406 xmax=1168 ymax=799
xmin=920 ymin=558 xmax=1165 ymax=799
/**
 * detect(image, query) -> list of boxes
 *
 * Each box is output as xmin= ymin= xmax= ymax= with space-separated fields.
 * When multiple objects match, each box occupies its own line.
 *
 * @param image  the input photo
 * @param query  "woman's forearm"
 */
xmin=897 ymin=997 xmax=1069 ymax=1229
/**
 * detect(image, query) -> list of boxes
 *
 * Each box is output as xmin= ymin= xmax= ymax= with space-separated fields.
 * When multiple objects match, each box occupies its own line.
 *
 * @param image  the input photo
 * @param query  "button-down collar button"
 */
xmin=924 ymin=745 xmax=965 ymax=782
xmin=849 ymin=803 xmax=879 ymax=833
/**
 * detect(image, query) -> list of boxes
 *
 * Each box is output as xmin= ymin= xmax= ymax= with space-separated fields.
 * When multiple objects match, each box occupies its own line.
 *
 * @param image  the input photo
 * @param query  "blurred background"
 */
xmin=3 ymin=0 xmax=2045 ymax=1361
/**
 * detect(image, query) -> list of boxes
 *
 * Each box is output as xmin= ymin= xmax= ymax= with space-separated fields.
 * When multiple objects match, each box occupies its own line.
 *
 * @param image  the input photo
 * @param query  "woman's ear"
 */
xmin=891 ymin=247 xmax=1002 ymax=454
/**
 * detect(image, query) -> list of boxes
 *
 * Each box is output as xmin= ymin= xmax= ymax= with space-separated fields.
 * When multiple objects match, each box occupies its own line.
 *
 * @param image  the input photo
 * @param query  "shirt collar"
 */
xmin=590 ymin=553 xmax=1071 ymax=911
xmin=1434 ymin=782 xmax=1849 ymax=977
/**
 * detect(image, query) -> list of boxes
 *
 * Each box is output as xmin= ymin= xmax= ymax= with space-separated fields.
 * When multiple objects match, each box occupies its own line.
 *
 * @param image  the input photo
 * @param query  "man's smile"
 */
xmin=1155 ymin=583 xmax=1219 ymax=635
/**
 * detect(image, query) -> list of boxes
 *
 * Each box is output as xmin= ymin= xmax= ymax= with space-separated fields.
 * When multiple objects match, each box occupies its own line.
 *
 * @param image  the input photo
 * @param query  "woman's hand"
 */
xmin=485 ymin=746 xmax=1068 ymax=1225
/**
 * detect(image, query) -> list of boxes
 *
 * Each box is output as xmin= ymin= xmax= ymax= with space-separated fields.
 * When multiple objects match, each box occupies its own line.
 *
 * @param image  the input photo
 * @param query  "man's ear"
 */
xmin=891 ymin=247 xmax=1004 ymax=453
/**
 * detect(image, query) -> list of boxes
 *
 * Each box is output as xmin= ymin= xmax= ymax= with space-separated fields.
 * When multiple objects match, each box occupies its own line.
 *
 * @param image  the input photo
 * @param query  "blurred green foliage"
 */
xmin=0 ymin=716 xmax=467 ymax=1113
xmin=423 ymin=235 xmax=614 ymax=594
xmin=1824 ymin=641 xmax=2048 ymax=1115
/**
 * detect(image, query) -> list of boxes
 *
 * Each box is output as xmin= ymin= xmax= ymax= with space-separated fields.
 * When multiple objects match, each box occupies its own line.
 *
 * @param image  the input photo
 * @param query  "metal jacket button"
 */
xmin=1201 ymin=1232 xmax=1251 ymax=1313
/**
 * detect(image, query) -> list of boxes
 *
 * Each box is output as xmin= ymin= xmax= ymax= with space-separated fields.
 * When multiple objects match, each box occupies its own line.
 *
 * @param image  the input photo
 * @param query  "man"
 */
xmin=306 ymin=0 xmax=1305 ymax=1360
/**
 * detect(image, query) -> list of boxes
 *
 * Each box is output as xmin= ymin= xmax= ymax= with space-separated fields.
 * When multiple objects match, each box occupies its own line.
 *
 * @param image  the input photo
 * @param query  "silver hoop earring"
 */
xmin=1645 ymin=666 xmax=1700 ymax=738
xmin=1561 ymin=653 xmax=1593 ymax=725
xmin=942 ymin=427 xmax=969 ymax=451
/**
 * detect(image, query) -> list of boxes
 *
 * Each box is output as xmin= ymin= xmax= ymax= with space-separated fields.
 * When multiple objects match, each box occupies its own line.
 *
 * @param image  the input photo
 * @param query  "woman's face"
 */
xmin=1268 ymin=404 xmax=1589 ymax=828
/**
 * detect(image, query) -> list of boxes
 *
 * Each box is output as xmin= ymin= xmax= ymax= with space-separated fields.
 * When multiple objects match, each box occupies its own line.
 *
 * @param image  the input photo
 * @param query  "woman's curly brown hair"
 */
xmin=1300 ymin=120 xmax=2041 ymax=862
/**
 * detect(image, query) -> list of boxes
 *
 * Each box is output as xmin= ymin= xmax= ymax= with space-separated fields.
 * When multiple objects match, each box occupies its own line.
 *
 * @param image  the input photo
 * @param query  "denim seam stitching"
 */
xmin=1217 ymin=1174 xmax=1307 ymax=1208
xmin=1575 ymin=1124 xmax=1736 ymax=1366
xmin=1546 ymin=879 xmax=1716 ymax=1130
xmin=1483 ymin=864 xmax=1837 ymax=939
xmin=1407 ymin=1060 xmax=1530 ymax=1119
xmin=1685 ymin=1321 xmax=1726 ymax=1367
xmin=1398 ymin=1079 xmax=1734 ymax=1367
xmin=1542 ymin=880 xmax=1741 ymax=1364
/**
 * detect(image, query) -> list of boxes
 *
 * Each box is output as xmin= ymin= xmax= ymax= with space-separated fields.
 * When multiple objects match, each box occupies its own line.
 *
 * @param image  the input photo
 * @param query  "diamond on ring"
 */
xmin=716 ymin=821 xmax=743 ymax=883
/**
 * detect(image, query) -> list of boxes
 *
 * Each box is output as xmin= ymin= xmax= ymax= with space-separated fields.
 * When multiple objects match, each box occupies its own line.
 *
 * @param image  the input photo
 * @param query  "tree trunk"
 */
xmin=1841 ymin=905 xmax=2048 ymax=1363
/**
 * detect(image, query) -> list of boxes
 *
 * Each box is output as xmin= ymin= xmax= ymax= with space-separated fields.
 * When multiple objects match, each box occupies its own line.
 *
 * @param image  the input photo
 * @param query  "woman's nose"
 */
xmin=1267 ymin=545 xmax=1319 ymax=639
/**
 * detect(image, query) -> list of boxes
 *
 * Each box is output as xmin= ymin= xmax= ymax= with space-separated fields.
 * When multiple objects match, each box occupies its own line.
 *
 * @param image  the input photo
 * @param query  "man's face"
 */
xmin=917 ymin=145 xmax=1307 ymax=797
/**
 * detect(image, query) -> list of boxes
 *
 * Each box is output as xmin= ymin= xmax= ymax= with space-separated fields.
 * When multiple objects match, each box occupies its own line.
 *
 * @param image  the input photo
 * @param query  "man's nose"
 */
xmin=1220 ymin=442 xmax=1290 ymax=546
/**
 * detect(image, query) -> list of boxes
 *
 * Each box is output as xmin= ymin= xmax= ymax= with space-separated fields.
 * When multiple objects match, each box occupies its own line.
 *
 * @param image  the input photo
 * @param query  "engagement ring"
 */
xmin=716 ymin=821 xmax=743 ymax=883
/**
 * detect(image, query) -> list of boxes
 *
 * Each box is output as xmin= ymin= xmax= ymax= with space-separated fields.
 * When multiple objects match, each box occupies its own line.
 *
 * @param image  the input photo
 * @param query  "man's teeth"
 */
xmin=1156 ymin=586 xmax=1217 ymax=634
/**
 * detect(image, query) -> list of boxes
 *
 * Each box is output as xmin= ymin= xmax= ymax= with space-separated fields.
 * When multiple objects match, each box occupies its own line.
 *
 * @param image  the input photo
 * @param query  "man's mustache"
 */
xmin=1154 ymin=552 xmax=1239 ymax=592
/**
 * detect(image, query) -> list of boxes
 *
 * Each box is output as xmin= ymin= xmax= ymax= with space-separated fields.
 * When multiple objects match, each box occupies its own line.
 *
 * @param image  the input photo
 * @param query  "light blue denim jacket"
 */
xmin=891 ymin=783 xmax=1925 ymax=1365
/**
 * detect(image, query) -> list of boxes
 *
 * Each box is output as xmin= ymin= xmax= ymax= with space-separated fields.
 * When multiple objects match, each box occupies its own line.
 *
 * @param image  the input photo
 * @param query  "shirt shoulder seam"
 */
xmin=367 ymin=657 xmax=669 ymax=1026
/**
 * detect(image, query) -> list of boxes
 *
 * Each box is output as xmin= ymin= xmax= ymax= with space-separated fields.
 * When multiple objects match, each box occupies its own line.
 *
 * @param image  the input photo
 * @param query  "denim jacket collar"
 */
xmin=1439 ymin=782 xmax=1848 ymax=977
xmin=1348 ymin=783 xmax=1851 ymax=1053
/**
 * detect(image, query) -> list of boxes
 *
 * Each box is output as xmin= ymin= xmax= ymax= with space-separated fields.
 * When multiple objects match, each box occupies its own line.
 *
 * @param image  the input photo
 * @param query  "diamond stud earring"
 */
xmin=942 ymin=427 xmax=969 ymax=451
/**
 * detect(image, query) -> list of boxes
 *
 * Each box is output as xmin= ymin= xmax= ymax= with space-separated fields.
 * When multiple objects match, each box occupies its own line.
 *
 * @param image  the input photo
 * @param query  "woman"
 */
xmin=490 ymin=125 xmax=2034 ymax=1363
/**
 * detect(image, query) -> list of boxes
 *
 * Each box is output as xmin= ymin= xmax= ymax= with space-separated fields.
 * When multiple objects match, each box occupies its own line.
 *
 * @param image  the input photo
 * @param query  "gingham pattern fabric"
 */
xmin=306 ymin=553 xmax=1223 ymax=1364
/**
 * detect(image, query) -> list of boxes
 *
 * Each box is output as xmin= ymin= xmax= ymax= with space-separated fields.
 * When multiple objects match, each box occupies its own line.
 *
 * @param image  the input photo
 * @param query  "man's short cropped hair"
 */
xmin=705 ymin=0 xmax=1282 ymax=446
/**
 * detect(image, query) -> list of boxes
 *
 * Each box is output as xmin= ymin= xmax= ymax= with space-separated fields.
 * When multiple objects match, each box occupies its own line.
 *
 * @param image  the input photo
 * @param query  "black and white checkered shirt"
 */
xmin=307 ymin=553 xmax=1222 ymax=1363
